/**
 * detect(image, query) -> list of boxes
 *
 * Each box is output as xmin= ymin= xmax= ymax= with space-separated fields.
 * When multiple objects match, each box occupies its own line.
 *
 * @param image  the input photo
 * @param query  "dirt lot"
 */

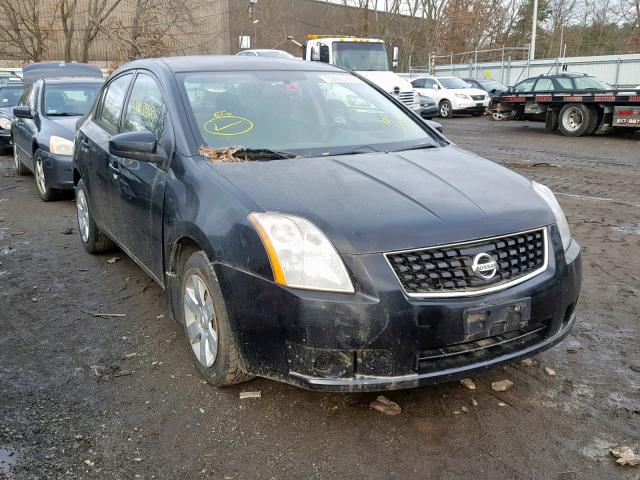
xmin=1 ymin=118 xmax=639 ymax=480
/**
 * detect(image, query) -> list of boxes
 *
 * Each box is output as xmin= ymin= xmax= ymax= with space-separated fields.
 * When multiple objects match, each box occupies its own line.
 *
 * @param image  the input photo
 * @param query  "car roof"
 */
xmin=42 ymin=77 xmax=105 ymax=85
xmin=119 ymin=55 xmax=340 ymax=74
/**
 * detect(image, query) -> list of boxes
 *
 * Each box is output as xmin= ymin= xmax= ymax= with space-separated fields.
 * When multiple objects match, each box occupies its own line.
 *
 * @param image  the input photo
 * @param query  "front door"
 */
xmin=83 ymin=73 xmax=133 ymax=230
xmin=107 ymin=72 xmax=171 ymax=283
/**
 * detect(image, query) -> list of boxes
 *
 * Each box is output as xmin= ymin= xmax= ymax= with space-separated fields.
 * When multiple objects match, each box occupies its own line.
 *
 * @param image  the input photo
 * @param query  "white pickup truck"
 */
xmin=302 ymin=36 xmax=420 ymax=112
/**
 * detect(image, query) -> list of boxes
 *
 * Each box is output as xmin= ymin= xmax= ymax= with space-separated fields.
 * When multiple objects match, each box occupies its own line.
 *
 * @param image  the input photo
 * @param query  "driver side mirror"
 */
xmin=109 ymin=131 xmax=165 ymax=163
xmin=490 ymin=88 xmax=497 ymax=94
xmin=13 ymin=106 xmax=33 ymax=119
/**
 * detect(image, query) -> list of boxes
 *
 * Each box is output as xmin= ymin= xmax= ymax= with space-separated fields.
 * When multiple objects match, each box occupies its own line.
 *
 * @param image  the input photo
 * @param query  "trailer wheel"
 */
xmin=558 ymin=103 xmax=596 ymax=137
xmin=491 ymin=111 xmax=505 ymax=121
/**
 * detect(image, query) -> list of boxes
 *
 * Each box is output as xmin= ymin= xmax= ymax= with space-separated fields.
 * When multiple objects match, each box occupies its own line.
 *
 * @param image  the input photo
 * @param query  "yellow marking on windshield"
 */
xmin=204 ymin=111 xmax=253 ymax=136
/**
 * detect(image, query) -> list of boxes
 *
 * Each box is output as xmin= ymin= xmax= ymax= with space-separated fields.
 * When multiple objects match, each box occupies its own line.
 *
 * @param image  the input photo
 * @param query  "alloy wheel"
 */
xmin=35 ymin=158 xmax=46 ymax=194
xmin=183 ymin=274 xmax=218 ymax=367
xmin=76 ymin=188 xmax=90 ymax=243
xmin=440 ymin=103 xmax=450 ymax=117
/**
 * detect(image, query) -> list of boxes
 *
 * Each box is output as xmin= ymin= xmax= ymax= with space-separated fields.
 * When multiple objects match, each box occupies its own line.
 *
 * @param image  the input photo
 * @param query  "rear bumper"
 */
xmin=41 ymin=150 xmax=74 ymax=190
xmin=217 ymin=227 xmax=581 ymax=392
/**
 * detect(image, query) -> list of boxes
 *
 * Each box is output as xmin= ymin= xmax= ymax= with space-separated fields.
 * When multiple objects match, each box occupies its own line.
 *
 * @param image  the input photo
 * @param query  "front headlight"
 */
xmin=454 ymin=92 xmax=469 ymax=100
xmin=532 ymin=181 xmax=572 ymax=251
xmin=49 ymin=135 xmax=74 ymax=156
xmin=0 ymin=117 xmax=11 ymax=129
xmin=249 ymin=212 xmax=354 ymax=293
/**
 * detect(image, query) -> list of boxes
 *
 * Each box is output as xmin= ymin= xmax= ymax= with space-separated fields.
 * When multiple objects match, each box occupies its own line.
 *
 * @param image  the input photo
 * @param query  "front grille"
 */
xmin=471 ymin=94 xmax=486 ymax=101
xmin=417 ymin=322 xmax=550 ymax=373
xmin=386 ymin=228 xmax=547 ymax=297
xmin=398 ymin=91 xmax=415 ymax=106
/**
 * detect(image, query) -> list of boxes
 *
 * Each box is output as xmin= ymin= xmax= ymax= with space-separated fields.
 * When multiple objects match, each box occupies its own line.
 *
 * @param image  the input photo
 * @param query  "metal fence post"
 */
xmin=474 ymin=48 xmax=478 ymax=78
xmin=501 ymin=46 xmax=505 ymax=84
xmin=507 ymin=56 xmax=512 ymax=87
xmin=615 ymin=58 xmax=621 ymax=88
xmin=450 ymin=52 xmax=454 ymax=75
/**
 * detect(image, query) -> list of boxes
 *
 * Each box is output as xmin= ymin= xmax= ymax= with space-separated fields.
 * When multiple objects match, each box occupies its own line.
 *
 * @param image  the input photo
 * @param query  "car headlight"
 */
xmin=532 ymin=181 xmax=572 ymax=251
xmin=454 ymin=93 xmax=469 ymax=100
xmin=249 ymin=212 xmax=354 ymax=293
xmin=49 ymin=135 xmax=74 ymax=156
xmin=0 ymin=117 xmax=11 ymax=129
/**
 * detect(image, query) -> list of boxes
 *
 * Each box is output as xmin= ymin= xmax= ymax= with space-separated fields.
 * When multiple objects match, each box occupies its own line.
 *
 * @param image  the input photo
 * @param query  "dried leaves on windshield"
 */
xmin=199 ymin=146 xmax=249 ymax=163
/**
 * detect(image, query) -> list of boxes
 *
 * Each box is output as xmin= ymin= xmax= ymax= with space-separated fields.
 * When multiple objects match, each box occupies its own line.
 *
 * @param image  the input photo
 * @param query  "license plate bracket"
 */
xmin=464 ymin=298 xmax=531 ymax=341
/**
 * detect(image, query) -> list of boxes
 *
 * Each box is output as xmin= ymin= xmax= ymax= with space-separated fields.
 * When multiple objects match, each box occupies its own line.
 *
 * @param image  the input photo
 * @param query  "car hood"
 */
xmin=356 ymin=71 xmax=414 ymax=93
xmin=214 ymin=145 xmax=555 ymax=254
xmin=46 ymin=115 xmax=80 ymax=138
xmin=450 ymin=87 xmax=488 ymax=97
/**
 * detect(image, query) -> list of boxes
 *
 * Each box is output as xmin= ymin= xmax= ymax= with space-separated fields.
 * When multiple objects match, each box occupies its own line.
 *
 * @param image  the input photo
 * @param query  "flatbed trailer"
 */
xmin=493 ymin=89 xmax=640 ymax=137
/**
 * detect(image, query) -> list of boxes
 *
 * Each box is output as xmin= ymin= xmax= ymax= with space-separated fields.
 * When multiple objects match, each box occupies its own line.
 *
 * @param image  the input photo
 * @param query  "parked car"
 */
xmin=418 ymin=94 xmax=438 ymax=118
xmin=0 ymin=81 xmax=24 ymax=152
xmin=236 ymin=49 xmax=297 ymax=59
xmin=73 ymin=56 xmax=580 ymax=392
xmin=510 ymin=73 xmax=612 ymax=93
xmin=410 ymin=76 xmax=490 ymax=118
xmin=463 ymin=78 xmax=508 ymax=106
xmin=12 ymin=63 xmax=103 ymax=201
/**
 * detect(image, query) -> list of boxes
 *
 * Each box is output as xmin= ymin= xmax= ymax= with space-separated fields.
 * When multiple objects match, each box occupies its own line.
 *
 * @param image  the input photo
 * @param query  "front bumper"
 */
xmin=217 ymin=227 xmax=581 ymax=392
xmin=420 ymin=105 xmax=439 ymax=118
xmin=41 ymin=150 xmax=74 ymax=190
xmin=452 ymin=97 xmax=490 ymax=112
xmin=0 ymin=130 xmax=12 ymax=149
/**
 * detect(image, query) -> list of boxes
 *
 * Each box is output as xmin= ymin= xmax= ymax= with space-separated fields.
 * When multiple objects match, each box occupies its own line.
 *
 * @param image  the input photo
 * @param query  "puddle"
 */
xmin=610 ymin=226 xmax=640 ymax=236
xmin=0 ymin=447 xmax=17 ymax=474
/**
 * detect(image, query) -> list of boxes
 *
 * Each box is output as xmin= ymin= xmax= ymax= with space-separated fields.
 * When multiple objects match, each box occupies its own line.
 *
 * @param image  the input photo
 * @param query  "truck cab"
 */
xmin=303 ymin=36 xmax=419 ymax=111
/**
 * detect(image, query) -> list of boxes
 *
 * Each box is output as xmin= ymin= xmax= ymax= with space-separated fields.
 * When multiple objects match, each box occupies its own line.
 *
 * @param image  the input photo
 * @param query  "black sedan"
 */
xmin=12 ymin=74 xmax=103 ymax=201
xmin=418 ymin=94 xmax=439 ymax=118
xmin=0 ymin=82 xmax=24 ymax=152
xmin=73 ymin=56 xmax=581 ymax=392
xmin=510 ymin=73 xmax=612 ymax=93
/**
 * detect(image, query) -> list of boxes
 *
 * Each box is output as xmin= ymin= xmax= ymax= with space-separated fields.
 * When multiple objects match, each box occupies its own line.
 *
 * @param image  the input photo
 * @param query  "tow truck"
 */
xmin=300 ymin=35 xmax=420 ymax=112
xmin=493 ymin=86 xmax=640 ymax=137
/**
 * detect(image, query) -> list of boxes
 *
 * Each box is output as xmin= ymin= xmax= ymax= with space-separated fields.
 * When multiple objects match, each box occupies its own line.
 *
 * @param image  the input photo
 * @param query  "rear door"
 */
xmin=107 ymin=72 xmax=172 ymax=282
xmin=80 ymin=73 xmax=133 ymax=230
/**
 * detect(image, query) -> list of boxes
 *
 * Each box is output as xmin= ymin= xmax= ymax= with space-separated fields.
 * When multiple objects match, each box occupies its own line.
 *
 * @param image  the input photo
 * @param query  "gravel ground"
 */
xmin=1 ymin=118 xmax=639 ymax=479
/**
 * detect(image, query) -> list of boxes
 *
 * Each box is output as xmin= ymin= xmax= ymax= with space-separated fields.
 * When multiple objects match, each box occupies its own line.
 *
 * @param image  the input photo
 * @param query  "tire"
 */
xmin=177 ymin=250 xmax=253 ymax=387
xmin=439 ymin=100 xmax=453 ymax=118
xmin=471 ymin=111 xmax=483 ymax=117
xmin=558 ymin=103 xmax=596 ymax=137
xmin=33 ymin=150 xmax=58 ymax=201
xmin=76 ymin=178 xmax=115 ymax=254
xmin=13 ymin=144 xmax=29 ymax=175
xmin=545 ymin=108 xmax=559 ymax=133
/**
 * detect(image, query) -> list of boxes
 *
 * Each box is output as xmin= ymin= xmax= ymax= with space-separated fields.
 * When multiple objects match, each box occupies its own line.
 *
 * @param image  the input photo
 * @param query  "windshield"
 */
xmin=573 ymin=77 xmax=611 ymax=90
xmin=43 ymin=83 xmax=101 ymax=116
xmin=181 ymin=70 xmax=438 ymax=157
xmin=438 ymin=78 xmax=472 ymax=89
xmin=477 ymin=80 xmax=507 ymax=91
xmin=0 ymin=86 xmax=24 ymax=107
xmin=332 ymin=42 xmax=389 ymax=71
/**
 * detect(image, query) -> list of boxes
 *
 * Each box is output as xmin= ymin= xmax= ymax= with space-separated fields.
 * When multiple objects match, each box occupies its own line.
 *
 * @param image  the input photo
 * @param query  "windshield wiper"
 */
xmin=235 ymin=148 xmax=300 ymax=160
xmin=395 ymin=142 xmax=438 ymax=152
xmin=47 ymin=112 xmax=82 ymax=117
xmin=324 ymin=145 xmax=381 ymax=157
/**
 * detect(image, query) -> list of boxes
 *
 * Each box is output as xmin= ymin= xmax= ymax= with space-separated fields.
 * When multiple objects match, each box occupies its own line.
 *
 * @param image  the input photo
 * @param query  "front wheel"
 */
xmin=14 ymin=144 xmax=29 ymax=175
xmin=76 ymin=178 xmax=114 ymax=253
xmin=439 ymin=100 xmax=453 ymax=118
xmin=177 ymin=250 xmax=253 ymax=387
xmin=34 ymin=151 xmax=57 ymax=202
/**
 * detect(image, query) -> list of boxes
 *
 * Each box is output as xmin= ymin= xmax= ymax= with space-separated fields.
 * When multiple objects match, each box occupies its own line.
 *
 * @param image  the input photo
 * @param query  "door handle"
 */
xmin=108 ymin=161 xmax=120 ymax=174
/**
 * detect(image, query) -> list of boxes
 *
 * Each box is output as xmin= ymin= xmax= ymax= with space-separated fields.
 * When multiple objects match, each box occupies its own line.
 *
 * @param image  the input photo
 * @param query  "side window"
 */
xmin=556 ymin=78 xmax=573 ymax=89
xmin=122 ymin=74 xmax=167 ymax=141
xmin=514 ymin=78 xmax=535 ymax=92
xmin=411 ymin=79 xmax=425 ymax=88
xmin=95 ymin=74 xmax=133 ymax=135
xmin=424 ymin=79 xmax=439 ymax=89
xmin=18 ymin=85 xmax=32 ymax=107
xmin=534 ymin=78 xmax=554 ymax=91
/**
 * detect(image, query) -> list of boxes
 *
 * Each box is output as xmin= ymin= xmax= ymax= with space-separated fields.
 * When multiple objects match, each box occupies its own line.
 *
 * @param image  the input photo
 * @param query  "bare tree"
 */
xmin=78 ymin=0 xmax=123 ymax=62
xmin=0 ymin=0 xmax=54 ymax=62
xmin=58 ymin=0 xmax=79 ymax=62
